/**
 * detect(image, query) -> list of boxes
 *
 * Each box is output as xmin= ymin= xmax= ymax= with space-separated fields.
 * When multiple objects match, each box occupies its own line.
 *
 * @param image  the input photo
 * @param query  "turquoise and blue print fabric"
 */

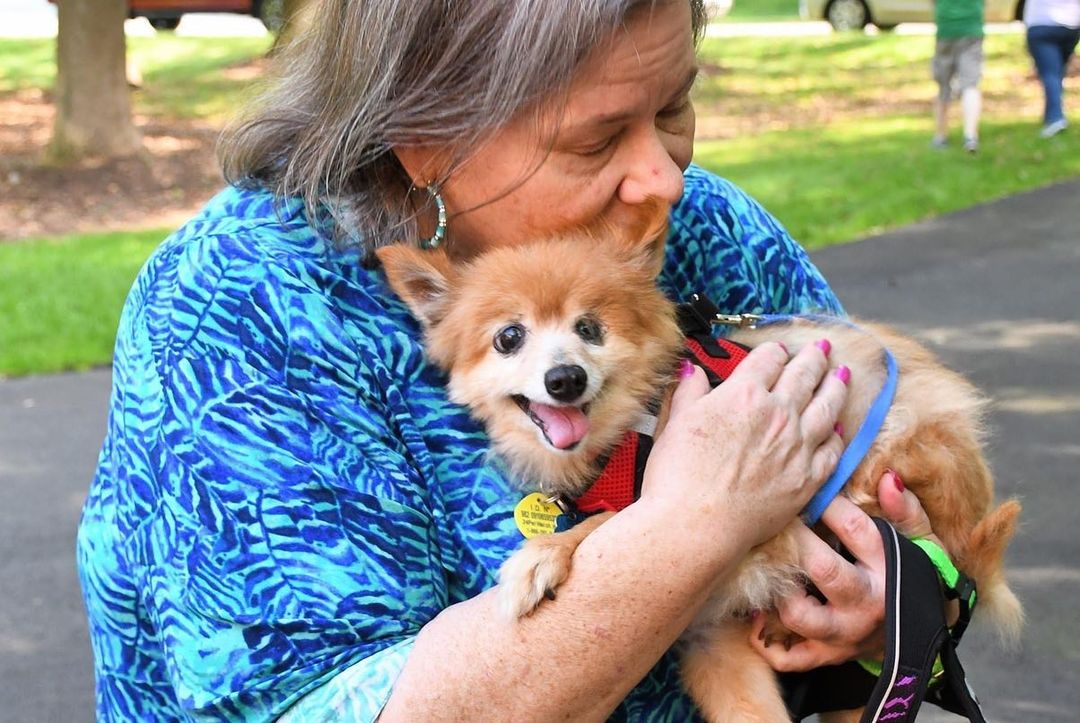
xmin=77 ymin=165 xmax=842 ymax=722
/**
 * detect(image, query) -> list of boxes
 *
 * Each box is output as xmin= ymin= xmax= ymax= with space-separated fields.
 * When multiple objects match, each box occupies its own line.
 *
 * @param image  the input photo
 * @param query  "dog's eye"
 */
xmin=493 ymin=324 xmax=526 ymax=355
xmin=575 ymin=316 xmax=604 ymax=345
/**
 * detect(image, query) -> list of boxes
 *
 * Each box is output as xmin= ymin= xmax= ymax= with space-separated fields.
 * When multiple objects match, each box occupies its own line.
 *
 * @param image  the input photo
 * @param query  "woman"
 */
xmin=77 ymin=1 xmax=946 ymax=720
xmin=1024 ymin=0 xmax=1080 ymax=138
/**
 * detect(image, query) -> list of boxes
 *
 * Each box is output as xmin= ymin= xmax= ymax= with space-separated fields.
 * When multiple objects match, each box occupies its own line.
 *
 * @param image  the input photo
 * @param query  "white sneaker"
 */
xmin=963 ymin=137 xmax=979 ymax=154
xmin=1041 ymin=119 xmax=1068 ymax=138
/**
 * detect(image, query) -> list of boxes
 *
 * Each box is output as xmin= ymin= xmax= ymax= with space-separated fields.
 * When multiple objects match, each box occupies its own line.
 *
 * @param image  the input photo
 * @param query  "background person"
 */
xmin=1024 ymin=0 xmax=1080 ymax=138
xmin=931 ymin=0 xmax=986 ymax=152
xmin=76 ymin=1 xmax=950 ymax=719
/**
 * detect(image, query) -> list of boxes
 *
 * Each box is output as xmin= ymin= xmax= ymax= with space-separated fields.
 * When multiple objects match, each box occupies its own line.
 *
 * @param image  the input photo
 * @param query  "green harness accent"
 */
xmin=911 ymin=537 xmax=978 ymax=610
xmin=857 ymin=537 xmax=975 ymax=682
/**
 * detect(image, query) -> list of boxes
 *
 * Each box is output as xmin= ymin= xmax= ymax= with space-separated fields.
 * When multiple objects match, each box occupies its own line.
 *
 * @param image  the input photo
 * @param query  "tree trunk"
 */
xmin=49 ymin=0 xmax=141 ymax=162
xmin=269 ymin=0 xmax=312 ymax=54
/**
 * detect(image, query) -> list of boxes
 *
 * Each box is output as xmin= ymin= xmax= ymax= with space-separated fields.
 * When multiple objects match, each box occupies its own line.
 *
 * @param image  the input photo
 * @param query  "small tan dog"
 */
xmin=377 ymin=207 xmax=1022 ymax=722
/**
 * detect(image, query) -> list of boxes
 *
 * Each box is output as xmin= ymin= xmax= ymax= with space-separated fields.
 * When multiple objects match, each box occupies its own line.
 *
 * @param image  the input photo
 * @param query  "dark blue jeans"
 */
xmin=1026 ymin=24 xmax=1080 ymax=125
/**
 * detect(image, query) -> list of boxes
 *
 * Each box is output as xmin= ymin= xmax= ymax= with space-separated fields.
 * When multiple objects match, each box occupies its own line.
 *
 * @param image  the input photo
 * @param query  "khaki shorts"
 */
xmin=932 ymin=37 xmax=983 ymax=99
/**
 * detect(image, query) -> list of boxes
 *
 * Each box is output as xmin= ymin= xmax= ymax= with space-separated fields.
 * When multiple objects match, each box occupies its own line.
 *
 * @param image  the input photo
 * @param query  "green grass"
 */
xmin=0 ymin=35 xmax=272 ymax=122
xmin=691 ymin=32 xmax=1080 ymax=247
xmin=0 ymin=229 xmax=166 ymax=376
xmin=126 ymin=35 xmax=272 ymax=120
xmin=2 ymin=30 xmax=1079 ymax=376
xmin=695 ymin=119 xmax=1078 ymax=248
xmin=723 ymin=0 xmax=801 ymax=22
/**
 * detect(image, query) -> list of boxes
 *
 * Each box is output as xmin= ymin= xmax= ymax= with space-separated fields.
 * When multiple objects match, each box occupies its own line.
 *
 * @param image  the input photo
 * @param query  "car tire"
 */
xmin=254 ymin=0 xmax=285 ymax=32
xmin=149 ymin=17 xmax=181 ymax=31
xmin=826 ymin=0 xmax=870 ymax=31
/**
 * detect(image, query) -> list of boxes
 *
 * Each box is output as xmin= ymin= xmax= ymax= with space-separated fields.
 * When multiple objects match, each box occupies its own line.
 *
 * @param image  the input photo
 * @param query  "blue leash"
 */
xmin=733 ymin=312 xmax=901 ymax=525
xmin=801 ymin=348 xmax=898 ymax=525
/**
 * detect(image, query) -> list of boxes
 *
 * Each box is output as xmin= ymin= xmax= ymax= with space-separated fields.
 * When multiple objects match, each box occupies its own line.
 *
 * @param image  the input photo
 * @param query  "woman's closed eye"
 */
xmin=577 ymin=133 xmax=619 ymax=157
xmin=658 ymin=97 xmax=692 ymax=120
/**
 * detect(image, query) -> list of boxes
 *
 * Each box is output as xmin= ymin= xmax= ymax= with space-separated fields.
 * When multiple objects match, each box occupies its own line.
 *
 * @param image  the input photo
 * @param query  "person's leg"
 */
xmin=931 ymin=40 xmax=954 ymax=146
xmin=1060 ymin=28 xmax=1080 ymax=121
xmin=956 ymin=38 xmax=983 ymax=151
xmin=961 ymin=87 xmax=981 ymax=150
xmin=1027 ymin=25 xmax=1066 ymax=128
xmin=933 ymin=93 xmax=950 ymax=145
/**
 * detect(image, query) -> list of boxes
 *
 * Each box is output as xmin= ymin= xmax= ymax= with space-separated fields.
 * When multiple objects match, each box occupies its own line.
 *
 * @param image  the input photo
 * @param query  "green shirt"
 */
xmin=936 ymin=0 xmax=985 ymax=38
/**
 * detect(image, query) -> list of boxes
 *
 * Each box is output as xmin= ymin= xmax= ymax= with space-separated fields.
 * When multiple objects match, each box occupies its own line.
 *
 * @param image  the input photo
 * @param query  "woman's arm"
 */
xmin=383 ymin=339 xmax=850 ymax=720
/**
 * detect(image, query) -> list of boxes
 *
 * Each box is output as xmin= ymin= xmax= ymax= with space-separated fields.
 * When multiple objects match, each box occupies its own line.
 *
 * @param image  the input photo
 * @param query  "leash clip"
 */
xmin=712 ymin=312 xmax=764 ymax=329
xmin=684 ymin=293 xmax=764 ymax=331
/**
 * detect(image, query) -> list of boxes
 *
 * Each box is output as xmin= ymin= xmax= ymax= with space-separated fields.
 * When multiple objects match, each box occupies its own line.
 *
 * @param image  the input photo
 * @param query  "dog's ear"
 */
xmin=620 ymin=197 xmax=670 ymax=277
xmin=375 ymin=244 xmax=455 ymax=329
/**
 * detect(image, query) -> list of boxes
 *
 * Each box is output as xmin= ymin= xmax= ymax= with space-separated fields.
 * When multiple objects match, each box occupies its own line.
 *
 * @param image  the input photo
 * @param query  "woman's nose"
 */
xmin=618 ymin=133 xmax=685 ymax=206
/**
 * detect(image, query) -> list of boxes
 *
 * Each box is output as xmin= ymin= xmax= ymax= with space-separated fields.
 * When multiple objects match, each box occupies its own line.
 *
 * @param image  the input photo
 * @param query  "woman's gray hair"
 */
xmin=219 ymin=0 xmax=707 ymax=254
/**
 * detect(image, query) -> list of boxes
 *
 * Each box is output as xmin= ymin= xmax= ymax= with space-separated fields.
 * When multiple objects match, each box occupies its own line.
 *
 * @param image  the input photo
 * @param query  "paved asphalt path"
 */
xmin=2 ymin=179 xmax=1078 ymax=721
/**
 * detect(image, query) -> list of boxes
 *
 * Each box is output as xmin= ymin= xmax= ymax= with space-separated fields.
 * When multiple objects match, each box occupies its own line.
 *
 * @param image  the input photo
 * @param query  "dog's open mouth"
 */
xmin=512 ymin=395 xmax=590 ymax=451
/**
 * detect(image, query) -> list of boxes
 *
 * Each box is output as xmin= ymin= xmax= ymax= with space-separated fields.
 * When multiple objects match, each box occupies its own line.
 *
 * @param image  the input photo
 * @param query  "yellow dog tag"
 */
xmin=513 ymin=493 xmax=562 ymax=539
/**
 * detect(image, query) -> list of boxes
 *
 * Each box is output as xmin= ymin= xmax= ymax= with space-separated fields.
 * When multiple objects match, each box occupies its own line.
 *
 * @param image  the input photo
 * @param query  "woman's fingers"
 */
xmin=876 ymin=469 xmax=960 ymax=625
xmin=816 ymin=494 xmax=885 ymax=580
xmin=768 ymin=338 xmax=833 ymax=412
xmin=809 ymin=429 xmax=844 ymax=487
xmin=877 ymin=469 xmax=937 ymax=542
xmin=666 ymin=360 xmax=711 ymax=422
xmin=752 ymin=499 xmax=887 ymax=670
xmin=749 ymin=599 xmax=871 ymax=671
xmin=721 ymin=338 xmax=847 ymax=451
xmin=804 ymin=366 xmax=849 ymax=445
xmin=724 ymin=340 xmax=792 ymax=392
xmin=796 ymin=508 xmax=878 ymax=607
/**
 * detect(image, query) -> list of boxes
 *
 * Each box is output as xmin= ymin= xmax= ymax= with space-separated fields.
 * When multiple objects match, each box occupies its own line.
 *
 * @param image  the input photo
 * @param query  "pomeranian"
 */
xmin=376 ymin=203 xmax=1022 ymax=723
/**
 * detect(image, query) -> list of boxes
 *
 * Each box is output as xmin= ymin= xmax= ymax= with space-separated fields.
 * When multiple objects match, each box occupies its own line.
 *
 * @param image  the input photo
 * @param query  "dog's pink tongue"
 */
xmin=530 ymin=402 xmax=590 ymax=449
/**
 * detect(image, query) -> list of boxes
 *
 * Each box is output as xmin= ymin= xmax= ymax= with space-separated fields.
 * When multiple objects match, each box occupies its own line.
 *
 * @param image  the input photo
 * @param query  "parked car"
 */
xmin=801 ymin=0 xmax=1025 ymax=31
xmin=59 ymin=0 xmax=285 ymax=32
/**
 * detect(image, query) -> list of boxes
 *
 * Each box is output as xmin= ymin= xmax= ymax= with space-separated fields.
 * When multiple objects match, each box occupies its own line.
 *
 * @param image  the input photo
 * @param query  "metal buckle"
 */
xmin=712 ymin=312 xmax=765 ymax=329
xmin=686 ymin=294 xmax=763 ymax=329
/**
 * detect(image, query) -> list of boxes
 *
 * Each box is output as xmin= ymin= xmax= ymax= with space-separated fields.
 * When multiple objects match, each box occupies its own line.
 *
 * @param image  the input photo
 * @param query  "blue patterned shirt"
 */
xmin=77 ymin=165 xmax=842 ymax=721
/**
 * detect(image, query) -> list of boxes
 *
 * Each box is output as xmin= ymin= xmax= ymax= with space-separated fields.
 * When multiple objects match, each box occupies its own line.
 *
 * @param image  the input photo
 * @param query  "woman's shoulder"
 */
xmin=663 ymin=165 xmax=842 ymax=316
xmin=673 ymin=165 xmax=785 ymax=244
xmin=119 ymin=185 xmax=421 ymax=384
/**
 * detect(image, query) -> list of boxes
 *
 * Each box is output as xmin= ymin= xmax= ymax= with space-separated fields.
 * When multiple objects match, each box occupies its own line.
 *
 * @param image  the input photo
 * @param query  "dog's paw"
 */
xmin=757 ymin=611 xmax=805 ymax=652
xmin=497 ymin=540 xmax=574 ymax=619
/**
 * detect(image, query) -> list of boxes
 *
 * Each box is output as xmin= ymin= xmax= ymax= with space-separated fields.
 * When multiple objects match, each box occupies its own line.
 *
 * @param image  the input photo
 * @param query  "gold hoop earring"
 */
xmin=420 ymin=183 xmax=447 ymax=250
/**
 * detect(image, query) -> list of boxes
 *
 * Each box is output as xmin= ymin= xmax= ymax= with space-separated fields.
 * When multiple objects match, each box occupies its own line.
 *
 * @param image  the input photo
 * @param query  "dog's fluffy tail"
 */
xmin=963 ymin=498 xmax=1024 ymax=648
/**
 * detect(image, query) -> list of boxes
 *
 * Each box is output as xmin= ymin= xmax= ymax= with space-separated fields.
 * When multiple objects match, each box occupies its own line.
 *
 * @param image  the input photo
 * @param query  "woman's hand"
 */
xmin=641 ymin=340 xmax=849 ymax=552
xmin=749 ymin=470 xmax=949 ymax=670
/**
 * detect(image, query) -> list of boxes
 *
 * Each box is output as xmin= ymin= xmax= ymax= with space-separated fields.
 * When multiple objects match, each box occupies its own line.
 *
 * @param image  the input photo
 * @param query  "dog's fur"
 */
xmin=377 ymin=207 xmax=1023 ymax=722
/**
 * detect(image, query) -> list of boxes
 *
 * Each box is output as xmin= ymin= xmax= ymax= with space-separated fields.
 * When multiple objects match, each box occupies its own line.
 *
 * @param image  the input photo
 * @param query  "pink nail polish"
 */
xmin=835 ymin=365 xmax=851 ymax=385
xmin=888 ymin=468 xmax=905 ymax=493
xmin=834 ymin=422 xmax=844 ymax=437
xmin=777 ymin=341 xmax=789 ymax=355
xmin=815 ymin=338 xmax=832 ymax=357
xmin=678 ymin=358 xmax=695 ymax=379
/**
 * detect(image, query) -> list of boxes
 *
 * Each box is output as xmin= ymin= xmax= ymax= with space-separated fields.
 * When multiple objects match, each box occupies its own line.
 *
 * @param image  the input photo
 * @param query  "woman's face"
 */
xmin=399 ymin=0 xmax=697 ymax=258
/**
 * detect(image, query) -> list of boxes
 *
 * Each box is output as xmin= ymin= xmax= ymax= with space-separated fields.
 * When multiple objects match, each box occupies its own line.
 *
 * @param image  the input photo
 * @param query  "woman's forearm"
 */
xmin=380 ymin=497 xmax=749 ymax=721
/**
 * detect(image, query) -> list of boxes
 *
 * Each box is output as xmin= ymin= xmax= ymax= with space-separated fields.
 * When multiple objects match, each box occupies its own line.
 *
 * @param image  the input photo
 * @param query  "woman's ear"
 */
xmin=375 ymin=244 xmax=456 ymax=329
xmin=392 ymin=145 xmax=449 ymax=188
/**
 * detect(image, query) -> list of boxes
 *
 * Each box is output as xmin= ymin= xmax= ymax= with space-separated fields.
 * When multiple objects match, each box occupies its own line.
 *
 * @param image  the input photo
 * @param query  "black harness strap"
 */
xmin=781 ymin=518 xmax=985 ymax=722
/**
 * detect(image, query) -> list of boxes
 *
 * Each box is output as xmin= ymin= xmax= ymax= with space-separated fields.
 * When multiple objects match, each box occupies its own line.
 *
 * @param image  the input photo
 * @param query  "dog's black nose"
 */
xmin=544 ymin=365 xmax=588 ymax=402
